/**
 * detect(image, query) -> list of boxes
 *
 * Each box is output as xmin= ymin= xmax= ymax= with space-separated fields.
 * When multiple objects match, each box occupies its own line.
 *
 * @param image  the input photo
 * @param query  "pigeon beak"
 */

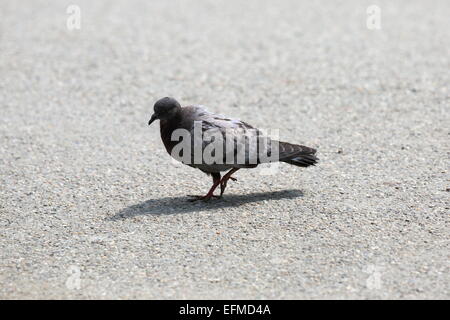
xmin=148 ymin=114 xmax=157 ymax=126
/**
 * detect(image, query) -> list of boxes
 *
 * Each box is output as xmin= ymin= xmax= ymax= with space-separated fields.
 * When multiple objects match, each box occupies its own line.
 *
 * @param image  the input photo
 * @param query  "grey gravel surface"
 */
xmin=0 ymin=0 xmax=449 ymax=299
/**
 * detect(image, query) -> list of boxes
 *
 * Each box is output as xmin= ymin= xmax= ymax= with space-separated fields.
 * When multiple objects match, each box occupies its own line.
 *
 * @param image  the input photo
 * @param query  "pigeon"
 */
xmin=148 ymin=97 xmax=318 ymax=201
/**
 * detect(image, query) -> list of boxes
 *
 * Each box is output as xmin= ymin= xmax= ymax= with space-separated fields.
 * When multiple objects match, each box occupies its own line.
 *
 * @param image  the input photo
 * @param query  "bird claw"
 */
xmin=188 ymin=172 xmax=237 ymax=201
xmin=187 ymin=194 xmax=221 ymax=202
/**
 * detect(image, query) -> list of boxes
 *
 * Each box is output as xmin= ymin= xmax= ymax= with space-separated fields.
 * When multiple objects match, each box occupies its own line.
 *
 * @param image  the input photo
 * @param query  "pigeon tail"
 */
xmin=277 ymin=141 xmax=318 ymax=167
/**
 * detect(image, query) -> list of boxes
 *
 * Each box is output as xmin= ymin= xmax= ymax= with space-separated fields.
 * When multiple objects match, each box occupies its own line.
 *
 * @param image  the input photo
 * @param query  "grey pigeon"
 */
xmin=148 ymin=97 xmax=318 ymax=201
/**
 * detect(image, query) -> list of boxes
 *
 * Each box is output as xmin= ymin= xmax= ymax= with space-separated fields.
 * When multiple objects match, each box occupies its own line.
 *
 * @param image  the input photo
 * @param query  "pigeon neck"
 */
xmin=159 ymin=110 xmax=182 ymax=153
xmin=170 ymin=108 xmax=182 ymax=124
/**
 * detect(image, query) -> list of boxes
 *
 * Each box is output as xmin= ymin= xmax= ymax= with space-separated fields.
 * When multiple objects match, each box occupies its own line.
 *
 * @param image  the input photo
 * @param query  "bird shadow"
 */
xmin=110 ymin=189 xmax=303 ymax=220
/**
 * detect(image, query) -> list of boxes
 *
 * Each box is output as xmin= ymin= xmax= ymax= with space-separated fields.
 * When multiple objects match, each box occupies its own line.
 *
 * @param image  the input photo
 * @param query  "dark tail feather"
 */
xmin=277 ymin=141 xmax=318 ymax=168
xmin=283 ymin=154 xmax=318 ymax=167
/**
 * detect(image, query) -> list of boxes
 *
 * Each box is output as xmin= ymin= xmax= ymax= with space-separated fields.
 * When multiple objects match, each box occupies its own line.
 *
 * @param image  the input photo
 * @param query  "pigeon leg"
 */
xmin=220 ymin=168 xmax=240 ymax=196
xmin=188 ymin=173 xmax=222 ymax=201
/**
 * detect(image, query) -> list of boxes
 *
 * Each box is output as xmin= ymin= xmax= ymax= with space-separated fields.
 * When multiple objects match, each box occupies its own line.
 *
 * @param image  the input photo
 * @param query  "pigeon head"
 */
xmin=148 ymin=97 xmax=181 ymax=125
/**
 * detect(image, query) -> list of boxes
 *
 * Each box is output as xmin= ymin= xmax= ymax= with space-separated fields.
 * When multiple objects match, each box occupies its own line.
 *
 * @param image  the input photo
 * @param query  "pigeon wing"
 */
xmin=183 ymin=107 xmax=265 ymax=167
